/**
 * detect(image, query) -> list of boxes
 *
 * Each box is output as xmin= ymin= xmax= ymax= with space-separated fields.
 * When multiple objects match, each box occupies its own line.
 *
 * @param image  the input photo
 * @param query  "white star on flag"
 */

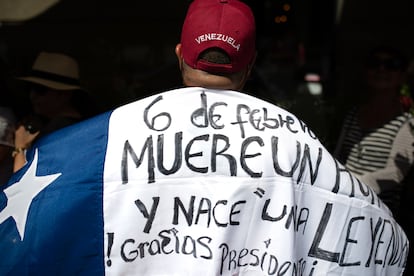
xmin=0 ymin=149 xmax=61 ymax=240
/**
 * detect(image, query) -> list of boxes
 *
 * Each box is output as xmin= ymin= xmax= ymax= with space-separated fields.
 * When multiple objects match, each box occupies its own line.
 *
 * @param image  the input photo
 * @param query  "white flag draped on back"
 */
xmin=0 ymin=87 xmax=409 ymax=275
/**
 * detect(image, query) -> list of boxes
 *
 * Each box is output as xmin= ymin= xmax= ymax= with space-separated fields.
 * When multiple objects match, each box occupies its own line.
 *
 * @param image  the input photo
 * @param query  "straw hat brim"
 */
xmin=0 ymin=0 xmax=60 ymax=22
xmin=17 ymin=76 xmax=83 ymax=91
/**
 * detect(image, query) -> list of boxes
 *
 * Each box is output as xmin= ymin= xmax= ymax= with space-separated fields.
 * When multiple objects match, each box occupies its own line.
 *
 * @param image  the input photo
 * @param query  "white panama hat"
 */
xmin=0 ymin=0 xmax=59 ymax=22
xmin=17 ymin=51 xmax=84 ymax=91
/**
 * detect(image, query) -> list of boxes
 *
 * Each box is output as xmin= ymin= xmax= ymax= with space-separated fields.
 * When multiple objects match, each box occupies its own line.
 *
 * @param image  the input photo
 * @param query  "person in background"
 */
xmin=334 ymin=45 xmax=414 ymax=217
xmin=0 ymin=106 xmax=16 ymax=186
xmin=13 ymin=51 xmax=100 ymax=172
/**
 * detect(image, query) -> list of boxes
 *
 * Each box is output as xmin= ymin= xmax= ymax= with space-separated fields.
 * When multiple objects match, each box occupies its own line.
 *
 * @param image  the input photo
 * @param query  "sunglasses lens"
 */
xmin=384 ymin=59 xmax=402 ymax=70
xmin=367 ymin=57 xmax=402 ymax=71
xmin=31 ymin=85 xmax=48 ymax=95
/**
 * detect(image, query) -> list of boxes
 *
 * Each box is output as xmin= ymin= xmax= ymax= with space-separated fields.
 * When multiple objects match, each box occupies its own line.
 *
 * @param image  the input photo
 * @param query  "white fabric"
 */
xmin=103 ymin=87 xmax=408 ymax=275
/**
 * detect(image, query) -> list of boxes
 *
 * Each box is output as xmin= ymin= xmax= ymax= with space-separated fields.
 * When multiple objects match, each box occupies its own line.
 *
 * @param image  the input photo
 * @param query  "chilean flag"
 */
xmin=0 ymin=87 xmax=408 ymax=275
xmin=0 ymin=108 xmax=110 ymax=275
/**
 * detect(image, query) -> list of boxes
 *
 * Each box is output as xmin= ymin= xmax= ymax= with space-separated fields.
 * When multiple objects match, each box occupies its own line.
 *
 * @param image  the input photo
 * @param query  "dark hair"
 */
xmin=198 ymin=48 xmax=231 ymax=65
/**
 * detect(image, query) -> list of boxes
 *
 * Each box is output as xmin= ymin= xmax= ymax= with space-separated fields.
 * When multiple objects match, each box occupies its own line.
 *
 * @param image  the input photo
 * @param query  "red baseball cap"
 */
xmin=180 ymin=0 xmax=256 ymax=74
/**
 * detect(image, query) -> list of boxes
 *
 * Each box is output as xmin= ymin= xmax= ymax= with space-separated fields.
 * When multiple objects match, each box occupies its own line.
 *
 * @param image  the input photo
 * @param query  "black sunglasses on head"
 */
xmin=366 ymin=56 xmax=403 ymax=71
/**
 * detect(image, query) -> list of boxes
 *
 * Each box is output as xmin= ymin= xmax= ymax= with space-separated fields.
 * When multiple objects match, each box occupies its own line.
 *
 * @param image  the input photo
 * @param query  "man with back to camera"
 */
xmin=175 ymin=0 xmax=256 ymax=92
xmin=0 ymin=0 xmax=409 ymax=275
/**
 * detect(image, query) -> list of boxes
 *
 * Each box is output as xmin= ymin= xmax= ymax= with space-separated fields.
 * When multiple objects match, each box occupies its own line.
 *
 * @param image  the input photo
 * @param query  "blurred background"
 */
xmin=0 ymin=0 xmax=414 ymax=149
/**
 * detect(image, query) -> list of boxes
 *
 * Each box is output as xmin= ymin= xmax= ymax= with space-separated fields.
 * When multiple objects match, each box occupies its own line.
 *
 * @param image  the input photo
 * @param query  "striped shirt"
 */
xmin=337 ymin=109 xmax=410 ymax=176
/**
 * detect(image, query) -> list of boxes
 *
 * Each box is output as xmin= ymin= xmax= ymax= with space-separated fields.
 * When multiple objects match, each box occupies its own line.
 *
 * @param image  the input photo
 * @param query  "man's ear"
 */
xmin=175 ymin=43 xmax=184 ymax=71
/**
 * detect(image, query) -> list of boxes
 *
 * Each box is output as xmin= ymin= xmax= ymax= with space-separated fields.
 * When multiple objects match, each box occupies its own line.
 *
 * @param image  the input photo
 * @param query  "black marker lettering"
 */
xmin=197 ymin=236 xmax=213 ymax=259
xmin=366 ymin=217 xmax=383 ymax=267
xmin=232 ymin=104 xmax=250 ymax=138
xmin=249 ymin=108 xmax=265 ymax=131
xmin=157 ymin=132 xmax=183 ymax=175
xmin=241 ymin=136 xmax=263 ymax=178
xmin=308 ymin=203 xmax=340 ymax=262
xmin=298 ymin=119 xmax=317 ymax=139
xmin=340 ymin=216 xmax=364 ymax=266
xmin=121 ymin=239 xmax=139 ymax=262
xmin=135 ymin=197 xmax=160 ymax=233
xmin=191 ymin=92 xmax=209 ymax=128
xmin=185 ymin=134 xmax=209 ymax=173
xmin=278 ymin=114 xmax=298 ymax=133
xmin=213 ymin=200 xmax=228 ymax=227
xmin=211 ymin=134 xmax=237 ymax=175
xmin=173 ymin=196 xmax=195 ymax=226
xmin=229 ymin=200 xmax=246 ymax=226
xmin=195 ymin=197 xmax=212 ymax=227
xmin=296 ymin=144 xmax=322 ymax=185
xmin=262 ymin=108 xmax=279 ymax=129
xmin=144 ymin=95 xmax=171 ymax=131
xmin=209 ymin=102 xmax=227 ymax=129
xmin=262 ymin=199 xmax=287 ymax=222
xmin=272 ymin=136 xmax=300 ymax=177
xmin=122 ymin=138 xmax=155 ymax=184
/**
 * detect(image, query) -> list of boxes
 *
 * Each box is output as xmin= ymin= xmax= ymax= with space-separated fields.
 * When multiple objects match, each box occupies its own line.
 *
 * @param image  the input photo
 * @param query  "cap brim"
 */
xmin=17 ymin=76 xmax=83 ymax=91
xmin=0 ymin=0 xmax=60 ymax=22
